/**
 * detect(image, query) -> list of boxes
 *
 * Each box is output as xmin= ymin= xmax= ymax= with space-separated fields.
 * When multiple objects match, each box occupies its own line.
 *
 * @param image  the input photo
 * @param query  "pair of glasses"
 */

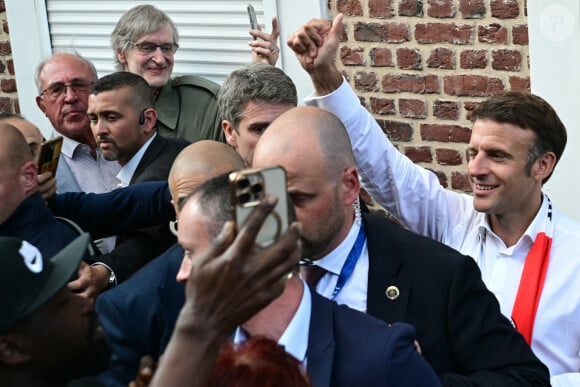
xmin=40 ymin=80 xmax=94 ymax=101
xmin=130 ymin=41 xmax=179 ymax=55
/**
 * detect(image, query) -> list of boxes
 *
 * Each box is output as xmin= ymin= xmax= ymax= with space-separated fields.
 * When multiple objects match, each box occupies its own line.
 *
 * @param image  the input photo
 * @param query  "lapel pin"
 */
xmin=385 ymin=285 xmax=399 ymax=300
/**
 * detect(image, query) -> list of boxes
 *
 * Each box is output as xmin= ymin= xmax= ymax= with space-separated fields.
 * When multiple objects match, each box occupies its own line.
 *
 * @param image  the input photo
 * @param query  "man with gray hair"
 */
xmin=219 ymin=63 xmax=297 ymax=167
xmin=35 ymin=52 xmax=121 ymax=195
xmin=111 ymin=4 xmax=281 ymax=144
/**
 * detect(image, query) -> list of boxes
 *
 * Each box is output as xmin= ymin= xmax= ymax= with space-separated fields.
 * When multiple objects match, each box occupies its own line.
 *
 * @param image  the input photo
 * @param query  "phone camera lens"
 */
xmin=250 ymin=183 xmax=263 ymax=195
xmin=238 ymin=192 xmax=251 ymax=204
xmin=237 ymin=178 xmax=250 ymax=189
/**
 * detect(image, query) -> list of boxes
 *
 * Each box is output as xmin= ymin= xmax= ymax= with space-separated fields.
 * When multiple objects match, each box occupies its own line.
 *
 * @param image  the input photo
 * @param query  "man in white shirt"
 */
xmin=287 ymin=14 xmax=580 ymax=385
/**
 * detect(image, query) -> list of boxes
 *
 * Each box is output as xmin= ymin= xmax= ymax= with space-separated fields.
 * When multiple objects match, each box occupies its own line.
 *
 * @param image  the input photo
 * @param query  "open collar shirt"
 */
xmin=117 ymin=133 xmax=157 ymax=188
xmin=305 ymin=78 xmax=580 ymax=382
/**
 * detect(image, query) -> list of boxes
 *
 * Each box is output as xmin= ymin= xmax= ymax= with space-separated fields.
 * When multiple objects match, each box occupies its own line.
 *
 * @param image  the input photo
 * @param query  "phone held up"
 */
xmin=247 ymin=4 xmax=259 ymax=40
xmin=229 ymin=165 xmax=291 ymax=249
xmin=37 ymin=136 xmax=63 ymax=176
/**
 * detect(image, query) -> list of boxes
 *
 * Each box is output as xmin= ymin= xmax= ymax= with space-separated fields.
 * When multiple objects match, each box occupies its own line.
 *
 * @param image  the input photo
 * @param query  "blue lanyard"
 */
xmin=331 ymin=225 xmax=366 ymax=300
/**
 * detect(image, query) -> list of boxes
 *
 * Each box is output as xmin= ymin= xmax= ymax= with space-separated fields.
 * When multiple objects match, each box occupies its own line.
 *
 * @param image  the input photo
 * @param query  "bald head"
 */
xmin=0 ymin=116 xmax=45 ymax=162
xmin=254 ymin=106 xmax=354 ymax=179
xmin=0 ymin=123 xmax=34 ymax=171
xmin=168 ymin=140 xmax=244 ymax=213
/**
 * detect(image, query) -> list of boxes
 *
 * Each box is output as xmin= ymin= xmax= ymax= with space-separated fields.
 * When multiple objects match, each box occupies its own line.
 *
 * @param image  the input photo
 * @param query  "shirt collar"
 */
xmin=233 ymin=281 xmax=311 ymax=363
xmin=314 ymin=220 xmax=361 ymax=276
xmin=60 ymin=135 xmax=84 ymax=158
xmin=117 ymin=133 xmax=157 ymax=187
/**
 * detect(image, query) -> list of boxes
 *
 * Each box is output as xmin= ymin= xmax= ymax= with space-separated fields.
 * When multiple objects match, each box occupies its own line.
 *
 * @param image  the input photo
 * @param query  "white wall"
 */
xmin=529 ymin=1 xmax=580 ymax=221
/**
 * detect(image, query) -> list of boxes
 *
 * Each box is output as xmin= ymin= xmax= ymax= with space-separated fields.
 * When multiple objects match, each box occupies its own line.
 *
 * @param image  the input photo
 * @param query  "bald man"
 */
xmin=251 ymin=106 xmax=549 ymax=385
xmin=96 ymin=140 xmax=244 ymax=386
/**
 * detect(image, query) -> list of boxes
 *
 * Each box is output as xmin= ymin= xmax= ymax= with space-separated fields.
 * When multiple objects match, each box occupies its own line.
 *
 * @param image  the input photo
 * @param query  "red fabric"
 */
xmin=511 ymin=232 xmax=552 ymax=345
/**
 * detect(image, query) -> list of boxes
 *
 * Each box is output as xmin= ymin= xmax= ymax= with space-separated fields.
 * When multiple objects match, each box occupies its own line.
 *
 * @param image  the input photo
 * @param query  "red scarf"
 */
xmin=511 ymin=198 xmax=553 ymax=345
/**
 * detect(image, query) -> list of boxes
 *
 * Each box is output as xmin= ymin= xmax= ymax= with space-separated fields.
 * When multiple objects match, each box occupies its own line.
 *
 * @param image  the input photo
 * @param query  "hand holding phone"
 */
xmin=229 ymin=166 xmax=290 ymax=249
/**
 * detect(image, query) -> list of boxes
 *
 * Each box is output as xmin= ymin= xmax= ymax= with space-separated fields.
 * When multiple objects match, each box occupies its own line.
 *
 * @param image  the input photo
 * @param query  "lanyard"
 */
xmin=331 ymin=225 xmax=366 ymax=300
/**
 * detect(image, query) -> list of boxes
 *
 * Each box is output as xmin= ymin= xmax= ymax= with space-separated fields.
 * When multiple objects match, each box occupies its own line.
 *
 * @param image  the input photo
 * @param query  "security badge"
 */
xmin=385 ymin=285 xmax=400 ymax=300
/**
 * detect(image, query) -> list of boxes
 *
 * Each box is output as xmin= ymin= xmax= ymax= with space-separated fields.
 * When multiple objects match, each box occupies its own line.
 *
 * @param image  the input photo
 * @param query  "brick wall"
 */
xmin=0 ymin=1 xmax=18 ymax=113
xmin=330 ymin=0 xmax=529 ymax=194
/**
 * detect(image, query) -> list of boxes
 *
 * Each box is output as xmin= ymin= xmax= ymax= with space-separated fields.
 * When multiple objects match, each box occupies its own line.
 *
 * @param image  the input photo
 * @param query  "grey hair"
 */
xmin=34 ymin=51 xmax=98 ymax=94
xmin=111 ymin=4 xmax=179 ymax=71
xmin=218 ymin=63 xmax=297 ymax=130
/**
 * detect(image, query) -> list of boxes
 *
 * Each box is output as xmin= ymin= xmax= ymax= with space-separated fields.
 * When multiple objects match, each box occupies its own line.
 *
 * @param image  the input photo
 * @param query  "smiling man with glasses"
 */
xmin=111 ymin=4 xmax=280 ymax=145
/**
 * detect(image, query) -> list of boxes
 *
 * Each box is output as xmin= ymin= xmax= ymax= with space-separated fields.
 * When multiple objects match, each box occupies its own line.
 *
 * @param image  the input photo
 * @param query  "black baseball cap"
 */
xmin=0 ymin=233 xmax=89 ymax=334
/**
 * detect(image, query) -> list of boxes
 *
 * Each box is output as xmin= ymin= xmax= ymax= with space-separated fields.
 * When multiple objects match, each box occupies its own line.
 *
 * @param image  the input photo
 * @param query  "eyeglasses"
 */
xmin=130 ymin=41 xmax=179 ymax=55
xmin=40 ymin=80 xmax=94 ymax=101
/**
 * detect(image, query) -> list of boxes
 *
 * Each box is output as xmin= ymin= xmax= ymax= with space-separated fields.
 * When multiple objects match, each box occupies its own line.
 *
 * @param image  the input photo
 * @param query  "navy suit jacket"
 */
xmin=96 ymin=244 xmax=185 ymax=387
xmin=307 ymin=291 xmax=440 ymax=387
xmin=362 ymin=214 xmax=549 ymax=386
xmin=93 ymin=135 xmax=189 ymax=281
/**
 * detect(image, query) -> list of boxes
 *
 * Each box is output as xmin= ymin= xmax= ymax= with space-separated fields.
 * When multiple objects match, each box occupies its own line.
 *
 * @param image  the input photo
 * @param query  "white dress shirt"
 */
xmin=305 ymin=79 xmax=580 ymax=383
xmin=234 ymin=280 xmax=311 ymax=363
xmin=117 ymin=133 xmax=157 ymax=188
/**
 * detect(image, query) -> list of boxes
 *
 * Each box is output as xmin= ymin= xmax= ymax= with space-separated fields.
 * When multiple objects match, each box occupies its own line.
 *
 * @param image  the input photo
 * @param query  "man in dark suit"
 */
xmin=85 ymin=71 xmax=189 ymax=289
xmin=172 ymin=173 xmax=441 ymax=387
xmin=96 ymin=141 xmax=245 ymax=386
xmin=251 ymin=106 xmax=550 ymax=386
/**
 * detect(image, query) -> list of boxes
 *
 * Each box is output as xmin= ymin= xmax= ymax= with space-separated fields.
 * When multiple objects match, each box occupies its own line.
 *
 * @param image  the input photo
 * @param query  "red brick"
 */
xmin=354 ymin=72 xmax=378 ymax=92
xmin=405 ymin=146 xmax=433 ymax=163
xmin=491 ymin=0 xmax=519 ymax=19
xmin=337 ymin=0 xmax=363 ymax=16
xmin=0 ymin=41 xmax=11 ymax=56
xmin=509 ymin=76 xmax=530 ymax=91
xmin=358 ymin=96 xmax=367 ymax=108
xmin=370 ymin=47 xmax=394 ymax=67
xmin=436 ymin=148 xmax=462 ymax=165
xmin=415 ymin=23 xmax=473 ymax=44
xmin=397 ymin=48 xmax=422 ymax=70
xmin=376 ymin=119 xmax=413 ymax=141
xmin=2 ymin=20 xmax=8 ymax=34
xmin=399 ymin=98 xmax=427 ymax=118
xmin=460 ymin=49 xmax=487 ymax=69
xmin=433 ymin=100 xmax=459 ymax=120
xmin=0 ymin=97 xmax=11 ymax=112
xmin=428 ymin=0 xmax=455 ymax=18
xmin=354 ymin=22 xmax=410 ymax=43
xmin=428 ymin=169 xmax=449 ymax=188
xmin=399 ymin=0 xmax=424 ymax=17
xmin=14 ymin=99 xmax=20 ymax=114
xmin=370 ymin=97 xmax=396 ymax=115
xmin=444 ymin=75 xmax=504 ymax=96
xmin=382 ymin=74 xmax=439 ymax=94
xmin=451 ymin=172 xmax=472 ymax=192
xmin=478 ymin=24 xmax=507 ymax=44
xmin=369 ymin=0 xmax=395 ymax=18
xmin=0 ymin=1 xmax=5 ymax=13
xmin=421 ymin=124 xmax=471 ymax=143
xmin=492 ymin=49 xmax=521 ymax=71
xmin=1 ymin=79 xmax=16 ymax=93
xmin=459 ymin=0 xmax=485 ymax=19
xmin=513 ymin=24 xmax=528 ymax=45
xmin=463 ymin=101 xmax=481 ymax=121
xmin=0 ymin=60 xmax=5 ymax=74
xmin=340 ymin=46 xmax=365 ymax=66
xmin=7 ymin=59 xmax=15 ymax=76
xmin=427 ymin=47 xmax=455 ymax=69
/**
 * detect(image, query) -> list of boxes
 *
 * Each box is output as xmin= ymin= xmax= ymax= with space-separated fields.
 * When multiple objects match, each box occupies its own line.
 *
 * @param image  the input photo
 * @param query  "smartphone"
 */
xmin=229 ymin=166 xmax=290 ymax=249
xmin=247 ymin=4 xmax=259 ymax=40
xmin=37 ymin=136 xmax=63 ymax=176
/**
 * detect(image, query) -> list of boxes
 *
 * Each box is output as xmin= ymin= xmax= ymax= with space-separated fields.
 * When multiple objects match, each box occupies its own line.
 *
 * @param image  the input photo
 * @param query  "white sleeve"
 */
xmin=304 ymin=79 xmax=474 ymax=243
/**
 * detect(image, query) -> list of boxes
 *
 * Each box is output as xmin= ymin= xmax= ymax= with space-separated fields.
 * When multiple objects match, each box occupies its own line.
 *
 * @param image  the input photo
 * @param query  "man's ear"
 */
xmin=141 ymin=108 xmax=158 ymax=135
xmin=222 ymin=120 xmax=238 ymax=148
xmin=35 ymin=95 xmax=46 ymax=115
xmin=341 ymin=166 xmax=360 ymax=206
xmin=116 ymin=49 xmax=127 ymax=66
xmin=21 ymin=161 xmax=38 ymax=197
xmin=0 ymin=335 xmax=32 ymax=366
xmin=534 ymin=152 xmax=557 ymax=183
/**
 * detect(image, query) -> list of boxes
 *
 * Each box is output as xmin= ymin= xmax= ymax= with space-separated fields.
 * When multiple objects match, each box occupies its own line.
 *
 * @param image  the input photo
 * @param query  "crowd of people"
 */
xmin=0 ymin=4 xmax=578 ymax=387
